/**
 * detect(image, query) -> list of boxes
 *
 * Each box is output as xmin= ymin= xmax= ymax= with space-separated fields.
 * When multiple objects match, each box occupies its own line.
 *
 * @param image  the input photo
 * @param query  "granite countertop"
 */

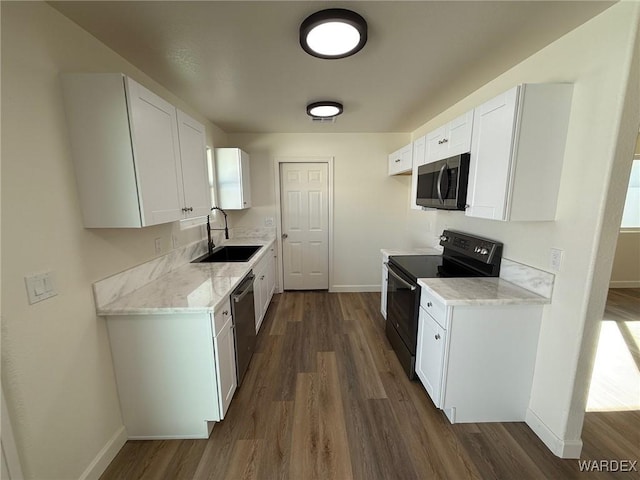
xmin=97 ymin=237 xmax=275 ymax=316
xmin=418 ymin=277 xmax=550 ymax=306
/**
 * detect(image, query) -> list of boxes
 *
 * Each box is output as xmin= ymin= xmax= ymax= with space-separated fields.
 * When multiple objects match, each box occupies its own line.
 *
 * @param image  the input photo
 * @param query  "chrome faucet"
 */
xmin=207 ymin=206 xmax=229 ymax=254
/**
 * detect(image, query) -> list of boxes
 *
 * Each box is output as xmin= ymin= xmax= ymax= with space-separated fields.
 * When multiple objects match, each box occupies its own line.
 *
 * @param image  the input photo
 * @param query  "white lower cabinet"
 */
xmin=415 ymin=288 xmax=543 ymax=423
xmin=105 ymin=299 xmax=237 ymax=439
xmin=416 ymin=307 xmax=446 ymax=407
xmin=212 ymin=300 xmax=237 ymax=419
xmin=253 ymin=245 xmax=277 ymax=333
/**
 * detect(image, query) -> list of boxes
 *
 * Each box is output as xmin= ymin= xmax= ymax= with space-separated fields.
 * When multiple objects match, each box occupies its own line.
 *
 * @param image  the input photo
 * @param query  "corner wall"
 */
xmin=1 ymin=3 xmax=225 ymax=478
xmin=409 ymin=2 xmax=640 ymax=457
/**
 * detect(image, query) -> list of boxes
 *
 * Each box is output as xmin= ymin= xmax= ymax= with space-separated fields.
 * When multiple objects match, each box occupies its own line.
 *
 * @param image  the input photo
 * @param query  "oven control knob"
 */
xmin=440 ymin=235 xmax=449 ymax=242
xmin=474 ymin=246 xmax=480 ymax=253
xmin=479 ymin=248 xmax=489 ymax=255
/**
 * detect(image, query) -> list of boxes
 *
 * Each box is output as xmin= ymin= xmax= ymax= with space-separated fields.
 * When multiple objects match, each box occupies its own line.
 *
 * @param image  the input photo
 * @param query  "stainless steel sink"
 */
xmin=192 ymin=245 xmax=261 ymax=263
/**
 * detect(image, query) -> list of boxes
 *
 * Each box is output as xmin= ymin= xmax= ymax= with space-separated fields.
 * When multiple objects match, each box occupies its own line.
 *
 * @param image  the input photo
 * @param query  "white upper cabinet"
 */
xmin=465 ymin=83 xmax=573 ymax=221
xmin=61 ymin=74 xmax=210 ymax=227
xmin=426 ymin=111 xmax=473 ymax=163
xmin=176 ymin=110 xmax=211 ymax=218
xmin=215 ymin=148 xmax=252 ymax=210
xmin=388 ymin=143 xmax=413 ymax=175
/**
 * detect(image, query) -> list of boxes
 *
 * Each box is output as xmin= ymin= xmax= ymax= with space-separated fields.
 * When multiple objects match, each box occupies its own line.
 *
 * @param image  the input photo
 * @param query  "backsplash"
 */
xmin=500 ymin=258 xmax=555 ymax=299
xmin=230 ymin=226 xmax=277 ymax=238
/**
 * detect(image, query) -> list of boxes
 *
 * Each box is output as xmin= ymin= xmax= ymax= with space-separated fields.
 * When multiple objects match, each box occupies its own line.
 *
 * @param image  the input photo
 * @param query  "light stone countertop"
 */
xmin=418 ymin=277 xmax=550 ymax=306
xmin=97 ymin=237 xmax=275 ymax=316
xmin=381 ymin=246 xmax=442 ymax=258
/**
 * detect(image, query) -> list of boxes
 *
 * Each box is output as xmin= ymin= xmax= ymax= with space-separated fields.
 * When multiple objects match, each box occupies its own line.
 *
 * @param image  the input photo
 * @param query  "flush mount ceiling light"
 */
xmin=306 ymin=101 xmax=343 ymax=119
xmin=300 ymin=8 xmax=368 ymax=59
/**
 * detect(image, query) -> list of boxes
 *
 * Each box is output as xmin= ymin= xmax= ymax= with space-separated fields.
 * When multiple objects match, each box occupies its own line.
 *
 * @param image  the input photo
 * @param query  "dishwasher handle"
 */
xmin=232 ymin=273 xmax=255 ymax=303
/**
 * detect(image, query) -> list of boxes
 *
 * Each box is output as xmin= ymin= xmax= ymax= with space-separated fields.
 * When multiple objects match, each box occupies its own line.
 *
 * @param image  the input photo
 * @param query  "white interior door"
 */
xmin=280 ymin=163 xmax=329 ymax=290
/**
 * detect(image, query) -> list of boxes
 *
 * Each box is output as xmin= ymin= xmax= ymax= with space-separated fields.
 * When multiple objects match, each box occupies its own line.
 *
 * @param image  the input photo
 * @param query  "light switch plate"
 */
xmin=25 ymin=272 xmax=57 ymax=304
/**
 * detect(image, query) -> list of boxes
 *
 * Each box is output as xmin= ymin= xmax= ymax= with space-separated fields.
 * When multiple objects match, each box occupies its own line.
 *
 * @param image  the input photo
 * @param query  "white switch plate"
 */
xmin=550 ymin=248 xmax=563 ymax=271
xmin=25 ymin=271 xmax=57 ymax=304
xmin=265 ymin=217 xmax=274 ymax=227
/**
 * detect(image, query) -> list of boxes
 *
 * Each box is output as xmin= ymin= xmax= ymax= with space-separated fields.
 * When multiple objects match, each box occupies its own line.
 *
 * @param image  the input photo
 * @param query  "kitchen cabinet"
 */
xmin=212 ymin=299 xmax=237 ymax=418
xmin=104 ymin=298 xmax=237 ymax=439
xmin=253 ymin=245 xmax=276 ymax=333
xmin=425 ymin=111 xmax=474 ymax=163
xmin=388 ymin=143 xmax=413 ymax=175
xmin=176 ymin=110 xmax=213 ymax=219
xmin=380 ymin=255 xmax=389 ymax=318
xmin=61 ymin=73 xmax=210 ymax=227
xmin=465 ymin=83 xmax=573 ymax=221
xmin=415 ymin=287 xmax=542 ymax=423
xmin=215 ymin=148 xmax=252 ymax=209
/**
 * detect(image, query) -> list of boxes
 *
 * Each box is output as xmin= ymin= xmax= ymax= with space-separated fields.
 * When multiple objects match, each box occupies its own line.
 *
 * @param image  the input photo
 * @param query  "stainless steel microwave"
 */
xmin=416 ymin=153 xmax=470 ymax=210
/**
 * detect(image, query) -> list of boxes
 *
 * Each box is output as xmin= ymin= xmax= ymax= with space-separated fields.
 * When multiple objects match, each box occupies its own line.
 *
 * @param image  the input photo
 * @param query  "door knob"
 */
xmin=282 ymin=233 xmax=288 ymax=239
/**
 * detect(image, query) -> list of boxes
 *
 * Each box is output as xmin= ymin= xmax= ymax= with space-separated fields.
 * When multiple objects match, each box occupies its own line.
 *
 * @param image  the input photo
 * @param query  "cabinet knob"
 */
xmin=395 ymin=158 xmax=401 ymax=163
xmin=223 ymin=310 xmax=229 ymax=316
xmin=434 ymin=334 xmax=441 ymax=340
xmin=427 ymin=302 xmax=432 ymax=307
xmin=282 ymin=233 xmax=288 ymax=239
xmin=188 ymin=207 xmax=193 ymax=212
xmin=260 ymin=275 xmax=265 ymax=280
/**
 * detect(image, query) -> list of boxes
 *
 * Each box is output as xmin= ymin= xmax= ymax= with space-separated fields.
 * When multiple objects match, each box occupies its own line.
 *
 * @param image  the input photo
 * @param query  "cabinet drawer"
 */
xmin=420 ymin=288 xmax=446 ymax=327
xmin=212 ymin=297 xmax=232 ymax=336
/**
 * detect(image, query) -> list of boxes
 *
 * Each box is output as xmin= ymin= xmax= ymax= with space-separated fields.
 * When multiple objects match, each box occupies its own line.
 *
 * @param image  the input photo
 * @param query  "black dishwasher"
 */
xmin=231 ymin=271 xmax=256 ymax=386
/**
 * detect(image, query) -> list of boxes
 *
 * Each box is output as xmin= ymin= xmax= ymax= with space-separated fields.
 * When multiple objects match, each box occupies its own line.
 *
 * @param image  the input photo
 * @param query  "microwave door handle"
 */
xmin=385 ymin=263 xmax=417 ymax=291
xmin=436 ymin=163 xmax=447 ymax=204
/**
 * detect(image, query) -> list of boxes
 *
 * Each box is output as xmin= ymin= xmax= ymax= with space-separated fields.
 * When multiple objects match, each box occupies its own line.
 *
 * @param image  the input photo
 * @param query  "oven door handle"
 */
xmin=385 ymin=263 xmax=417 ymax=291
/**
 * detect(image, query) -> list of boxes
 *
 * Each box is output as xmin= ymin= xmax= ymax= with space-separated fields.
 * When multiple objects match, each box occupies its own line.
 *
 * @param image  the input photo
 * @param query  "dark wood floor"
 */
xmin=101 ymin=291 xmax=640 ymax=479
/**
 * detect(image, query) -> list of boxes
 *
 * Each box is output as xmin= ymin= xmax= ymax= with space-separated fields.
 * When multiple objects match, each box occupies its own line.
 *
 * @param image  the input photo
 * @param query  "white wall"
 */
xmin=226 ymin=133 xmax=431 ymax=290
xmin=1 ymin=3 xmax=226 ymax=478
xmin=408 ymin=2 xmax=640 ymax=457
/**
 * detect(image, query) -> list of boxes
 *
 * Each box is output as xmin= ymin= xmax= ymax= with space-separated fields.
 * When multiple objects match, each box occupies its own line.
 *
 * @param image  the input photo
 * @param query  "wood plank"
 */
xmin=289 ymin=372 xmax=320 ymax=479
xmin=256 ymin=401 xmax=294 ymax=480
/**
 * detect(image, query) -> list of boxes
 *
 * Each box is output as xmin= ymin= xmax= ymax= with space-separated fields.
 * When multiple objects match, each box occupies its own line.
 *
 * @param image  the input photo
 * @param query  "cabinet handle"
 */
xmin=395 ymin=158 xmax=401 ymax=163
xmin=223 ymin=310 xmax=229 ymax=316
xmin=427 ymin=302 xmax=432 ymax=307
xmin=434 ymin=334 xmax=441 ymax=340
xmin=438 ymin=138 xmax=449 ymax=145
xmin=188 ymin=207 xmax=193 ymax=212
xmin=260 ymin=275 xmax=265 ymax=280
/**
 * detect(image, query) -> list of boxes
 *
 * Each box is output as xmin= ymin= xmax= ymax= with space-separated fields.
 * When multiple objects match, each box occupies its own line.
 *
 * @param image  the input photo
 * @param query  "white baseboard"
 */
xmin=525 ymin=409 xmax=583 ymax=459
xmin=329 ymin=285 xmax=380 ymax=293
xmin=609 ymin=280 xmax=640 ymax=288
xmin=79 ymin=425 xmax=127 ymax=480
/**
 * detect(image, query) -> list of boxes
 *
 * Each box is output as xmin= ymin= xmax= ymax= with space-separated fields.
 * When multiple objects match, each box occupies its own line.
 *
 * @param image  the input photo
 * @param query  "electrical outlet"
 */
xmin=265 ymin=217 xmax=274 ymax=227
xmin=550 ymin=248 xmax=563 ymax=271
xmin=154 ymin=238 xmax=162 ymax=254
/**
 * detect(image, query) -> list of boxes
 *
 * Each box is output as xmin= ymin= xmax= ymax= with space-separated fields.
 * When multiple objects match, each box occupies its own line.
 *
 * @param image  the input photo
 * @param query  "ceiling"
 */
xmin=49 ymin=1 xmax=614 ymax=134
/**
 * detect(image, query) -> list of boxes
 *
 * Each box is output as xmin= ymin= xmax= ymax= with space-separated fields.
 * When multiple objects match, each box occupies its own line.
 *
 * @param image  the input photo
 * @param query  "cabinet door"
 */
xmin=216 ymin=148 xmax=251 ymax=210
xmin=381 ymin=262 xmax=388 ymax=318
xmin=410 ymin=135 xmax=427 ymax=210
xmin=426 ymin=126 xmax=448 ymax=163
xmin=465 ymin=86 xmax=519 ymax=221
xmin=214 ymin=317 xmax=237 ymax=419
xmin=447 ymin=111 xmax=473 ymax=156
xmin=253 ymin=271 xmax=264 ymax=333
xmin=125 ymin=77 xmax=183 ymax=226
xmin=388 ymin=144 xmax=413 ymax=175
xmin=177 ymin=110 xmax=211 ymax=218
xmin=416 ymin=307 xmax=446 ymax=408
xmin=265 ymin=250 xmax=276 ymax=303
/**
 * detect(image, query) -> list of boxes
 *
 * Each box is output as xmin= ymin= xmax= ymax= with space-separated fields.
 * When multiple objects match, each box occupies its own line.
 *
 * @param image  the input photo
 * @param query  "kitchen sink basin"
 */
xmin=192 ymin=245 xmax=261 ymax=263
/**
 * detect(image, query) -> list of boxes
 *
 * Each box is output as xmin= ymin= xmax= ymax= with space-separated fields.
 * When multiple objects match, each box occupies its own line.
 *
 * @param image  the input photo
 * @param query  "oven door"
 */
xmin=416 ymin=153 xmax=470 ymax=210
xmin=385 ymin=262 xmax=420 ymax=377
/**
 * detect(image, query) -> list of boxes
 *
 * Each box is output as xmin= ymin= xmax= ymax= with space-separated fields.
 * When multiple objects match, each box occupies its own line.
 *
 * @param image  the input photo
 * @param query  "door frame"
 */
xmin=273 ymin=156 xmax=334 ymax=292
